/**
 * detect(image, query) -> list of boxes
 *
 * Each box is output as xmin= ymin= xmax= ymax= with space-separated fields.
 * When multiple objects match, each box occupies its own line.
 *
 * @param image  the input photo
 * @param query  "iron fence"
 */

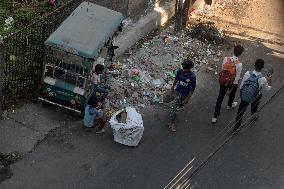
xmin=2 ymin=0 xmax=85 ymax=109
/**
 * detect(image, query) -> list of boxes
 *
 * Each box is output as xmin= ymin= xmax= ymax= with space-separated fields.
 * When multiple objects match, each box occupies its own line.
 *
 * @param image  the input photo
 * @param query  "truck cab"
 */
xmin=39 ymin=1 xmax=123 ymax=114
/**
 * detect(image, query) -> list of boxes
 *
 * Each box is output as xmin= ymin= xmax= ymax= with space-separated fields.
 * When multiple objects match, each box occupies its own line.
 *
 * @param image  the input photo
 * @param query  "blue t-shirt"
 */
xmin=83 ymin=105 xmax=102 ymax=128
xmin=175 ymin=69 xmax=196 ymax=97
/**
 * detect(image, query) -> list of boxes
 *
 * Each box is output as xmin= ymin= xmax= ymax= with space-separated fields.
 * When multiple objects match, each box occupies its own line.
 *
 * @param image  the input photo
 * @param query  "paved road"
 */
xmin=1 ymin=40 xmax=283 ymax=189
xmin=1 ymin=0 xmax=284 ymax=188
xmin=191 ymin=87 xmax=284 ymax=189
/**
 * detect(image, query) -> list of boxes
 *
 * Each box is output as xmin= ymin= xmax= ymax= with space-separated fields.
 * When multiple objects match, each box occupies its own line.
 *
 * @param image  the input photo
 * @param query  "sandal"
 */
xmin=169 ymin=124 xmax=176 ymax=132
xmin=171 ymin=126 xmax=176 ymax=132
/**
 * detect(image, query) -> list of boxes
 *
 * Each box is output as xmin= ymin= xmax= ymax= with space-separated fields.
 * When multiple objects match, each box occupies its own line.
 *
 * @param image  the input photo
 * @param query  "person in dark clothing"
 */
xmin=211 ymin=45 xmax=245 ymax=124
xmin=234 ymin=59 xmax=272 ymax=132
xmin=83 ymin=96 xmax=106 ymax=133
xmin=169 ymin=59 xmax=196 ymax=132
xmin=108 ymin=42 xmax=119 ymax=63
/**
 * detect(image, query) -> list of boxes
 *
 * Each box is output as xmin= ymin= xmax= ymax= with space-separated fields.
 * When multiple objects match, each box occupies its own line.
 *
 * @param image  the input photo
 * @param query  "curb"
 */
xmin=114 ymin=1 xmax=176 ymax=57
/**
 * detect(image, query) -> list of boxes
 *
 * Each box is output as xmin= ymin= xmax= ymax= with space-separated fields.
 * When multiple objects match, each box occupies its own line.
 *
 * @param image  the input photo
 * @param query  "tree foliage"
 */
xmin=0 ymin=0 xmax=68 ymax=36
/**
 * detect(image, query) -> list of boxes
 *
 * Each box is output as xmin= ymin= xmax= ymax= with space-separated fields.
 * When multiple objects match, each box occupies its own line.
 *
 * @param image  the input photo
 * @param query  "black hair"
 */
xmin=233 ymin=45 xmax=244 ymax=57
xmin=255 ymin=59 xmax=265 ymax=71
xmin=182 ymin=59 xmax=194 ymax=70
xmin=88 ymin=96 xmax=100 ymax=108
xmin=95 ymin=64 xmax=105 ymax=74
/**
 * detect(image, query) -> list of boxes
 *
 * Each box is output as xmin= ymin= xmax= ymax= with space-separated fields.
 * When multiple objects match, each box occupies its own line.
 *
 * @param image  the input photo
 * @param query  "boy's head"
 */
xmin=182 ymin=59 xmax=194 ymax=73
xmin=88 ymin=96 xmax=100 ymax=108
xmin=95 ymin=64 xmax=105 ymax=74
xmin=233 ymin=45 xmax=244 ymax=57
xmin=255 ymin=59 xmax=265 ymax=71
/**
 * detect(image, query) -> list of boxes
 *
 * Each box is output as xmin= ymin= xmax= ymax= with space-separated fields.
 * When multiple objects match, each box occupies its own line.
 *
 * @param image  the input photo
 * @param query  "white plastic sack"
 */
xmin=109 ymin=107 xmax=144 ymax=146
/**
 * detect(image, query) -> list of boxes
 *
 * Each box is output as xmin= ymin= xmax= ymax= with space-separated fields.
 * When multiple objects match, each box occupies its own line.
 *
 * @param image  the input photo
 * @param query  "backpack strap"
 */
xmin=250 ymin=71 xmax=262 ymax=92
xmin=249 ymin=71 xmax=253 ymax=77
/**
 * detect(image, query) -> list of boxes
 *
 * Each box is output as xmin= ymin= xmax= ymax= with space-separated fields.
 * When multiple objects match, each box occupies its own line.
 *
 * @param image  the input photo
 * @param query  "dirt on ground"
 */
xmin=190 ymin=0 xmax=284 ymax=45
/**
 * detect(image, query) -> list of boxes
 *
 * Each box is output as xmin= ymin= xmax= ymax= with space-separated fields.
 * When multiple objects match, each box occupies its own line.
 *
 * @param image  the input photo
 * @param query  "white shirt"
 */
xmin=222 ymin=56 xmax=242 ymax=84
xmin=91 ymin=73 xmax=100 ymax=85
xmin=240 ymin=70 xmax=271 ymax=92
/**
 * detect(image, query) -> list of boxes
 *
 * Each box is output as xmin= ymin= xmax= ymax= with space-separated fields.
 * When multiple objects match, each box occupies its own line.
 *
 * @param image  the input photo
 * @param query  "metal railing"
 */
xmin=1 ymin=0 xmax=85 ymax=110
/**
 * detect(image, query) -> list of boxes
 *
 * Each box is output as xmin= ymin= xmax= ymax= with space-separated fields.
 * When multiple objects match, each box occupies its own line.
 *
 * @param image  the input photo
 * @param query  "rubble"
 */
xmin=0 ymin=152 xmax=23 ymax=165
xmin=187 ymin=22 xmax=226 ymax=45
xmin=104 ymin=23 xmax=225 ymax=111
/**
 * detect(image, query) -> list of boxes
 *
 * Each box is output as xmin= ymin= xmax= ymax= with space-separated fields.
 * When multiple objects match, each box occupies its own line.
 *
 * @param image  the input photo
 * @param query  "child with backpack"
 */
xmin=169 ymin=59 xmax=196 ymax=132
xmin=211 ymin=45 xmax=244 ymax=124
xmin=234 ymin=59 xmax=272 ymax=131
xmin=83 ymin=96 xmax=106 ymax=133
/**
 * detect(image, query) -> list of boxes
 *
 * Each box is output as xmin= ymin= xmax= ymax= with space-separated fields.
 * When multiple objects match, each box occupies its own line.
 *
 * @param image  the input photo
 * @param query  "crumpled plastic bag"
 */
xmin=163 ymin=89 xmax=176 ymax=103
xmin=109 ymin=107 xmax=144 ymax=147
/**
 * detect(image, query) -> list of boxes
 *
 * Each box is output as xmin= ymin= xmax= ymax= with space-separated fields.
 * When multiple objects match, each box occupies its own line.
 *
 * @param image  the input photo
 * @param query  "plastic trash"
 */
xmin=163 ymin=89 xmax=176 ymax=103
xmin=152 ymin=79 xmax=162 ymax=88
xmin=132 ymin=75 xmax=140 ymax=82
xmin=152 ymin=95 xmax=160 ymax=103
xmin=110 ymin=107 xmax=144 ymax=146
xmin=119 ymin=98 xmax=130 ymax=109
xmin=166 ymin=72 xmax=176 ymax=78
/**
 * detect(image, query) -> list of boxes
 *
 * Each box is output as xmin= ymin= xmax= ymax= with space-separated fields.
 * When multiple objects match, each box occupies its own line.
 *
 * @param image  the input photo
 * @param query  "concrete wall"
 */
xmin=87 ymin=0 xmax=129 ymax=16
xmin=128 ymin=0 xmax=148 ymax=17
xmin=114 ymin=1 xmax=176 ymax=57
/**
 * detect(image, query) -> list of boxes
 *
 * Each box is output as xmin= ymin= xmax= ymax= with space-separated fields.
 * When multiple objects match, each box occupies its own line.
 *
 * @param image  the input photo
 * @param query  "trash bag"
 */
xmin=163 ymin=89 xmax=176 ymax=103
xmin=109 ymin=107 xmax=144 ymax=147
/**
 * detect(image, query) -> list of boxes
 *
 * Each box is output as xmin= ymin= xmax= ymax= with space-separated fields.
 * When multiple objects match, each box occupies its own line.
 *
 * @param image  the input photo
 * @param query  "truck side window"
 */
xmin=83 ymin=67 xmax=89 ymax=77
xmin=54 ymin=68 xmax=65 ymax=80
xmin=65 ymin=72 xmax=77 ymax=85
xmin=45 ymin=65 xmax=54 ymax=77
xmin=70 ymin=64 xmax=76 ymax=73
xmin=77 ymin=77 xmax=85 ymax=88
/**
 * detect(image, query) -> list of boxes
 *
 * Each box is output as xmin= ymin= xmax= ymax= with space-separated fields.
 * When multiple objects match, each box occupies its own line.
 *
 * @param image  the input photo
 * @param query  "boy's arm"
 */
xmin=171 ymin=70 xmax=180 ymax=90
xmin=171 ymin=78 xmax=178 ymax=90
xmin=263 ymin=76 xmax=272 ymax=91
xmin=239 ymin=71 xmax=249 ymax=89
xmin=184 ymin=76 xmax=196 ymax=104
xmin=233 ymin=63 xmax=242 ymax=85
xmin=221 ymin=57 xmax=227 ymax=70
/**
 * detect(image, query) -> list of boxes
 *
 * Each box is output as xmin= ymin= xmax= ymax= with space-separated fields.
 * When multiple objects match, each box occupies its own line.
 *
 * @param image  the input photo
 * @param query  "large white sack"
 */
xmin=109 ymin=107 xmax=144 ymax=146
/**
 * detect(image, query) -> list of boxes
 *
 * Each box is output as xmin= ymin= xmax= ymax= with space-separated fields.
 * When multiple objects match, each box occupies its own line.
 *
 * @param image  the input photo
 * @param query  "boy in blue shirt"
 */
xmin=83 ymin=96 xmax=106 ymax=133
xmin=169 ymin=59 xmax=196 ymax=132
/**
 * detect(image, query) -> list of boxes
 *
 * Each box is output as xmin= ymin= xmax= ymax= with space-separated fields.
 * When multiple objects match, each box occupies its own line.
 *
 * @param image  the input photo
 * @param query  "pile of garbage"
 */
xmin=105 ymin=25 xmax=224 ymax=111
xmin=187 ymin=22 xmax=226 ymax=45
xmin=0 ymin=152 xmax=23 ymax=166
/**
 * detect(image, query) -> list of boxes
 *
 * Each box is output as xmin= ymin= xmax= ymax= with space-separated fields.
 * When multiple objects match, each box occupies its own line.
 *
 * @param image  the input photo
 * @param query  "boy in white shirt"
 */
xmin=234 ymin=59 xmax=272 ymax=131
xmin=91 ymin=64 xmax=109 ymax=100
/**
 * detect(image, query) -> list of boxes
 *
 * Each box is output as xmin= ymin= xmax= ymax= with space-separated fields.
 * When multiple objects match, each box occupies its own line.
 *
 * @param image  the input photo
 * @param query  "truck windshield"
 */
xmin=44 ymin=64 xmax=87 ymax=88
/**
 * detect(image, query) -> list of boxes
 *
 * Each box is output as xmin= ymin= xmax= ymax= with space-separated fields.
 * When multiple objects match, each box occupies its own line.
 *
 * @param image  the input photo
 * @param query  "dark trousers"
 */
xmin=234 ymin=94 xmax=262 ymax=131
xmin=93 ymin=85 xmax=109 ymax=101
xmin=213 ymin=84 xmax=238 ymax=118
xmin=170 ymin=95 xmax=186 ymax=123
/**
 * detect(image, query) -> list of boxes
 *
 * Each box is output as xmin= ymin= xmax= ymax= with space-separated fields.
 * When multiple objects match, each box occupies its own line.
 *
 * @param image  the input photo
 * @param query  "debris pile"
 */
xmin=105 ymin=25 xmax=224 ymax=111
xmin=0 ymin=152 xmax=23 ymax=166
xmin=187 ymin=22 xmax=226 ymax=45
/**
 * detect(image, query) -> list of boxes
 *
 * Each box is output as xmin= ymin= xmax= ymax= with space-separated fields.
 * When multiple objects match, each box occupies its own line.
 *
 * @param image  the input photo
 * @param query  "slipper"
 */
xmin=171 ymin=126 xmax=177 ymax=132
xmin=169 ymin=124 xmax=176 ymax=132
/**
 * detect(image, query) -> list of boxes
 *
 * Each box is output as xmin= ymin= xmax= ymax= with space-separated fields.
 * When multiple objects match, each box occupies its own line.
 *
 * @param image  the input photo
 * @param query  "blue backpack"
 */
xmin=241 ymin=71 xmax=262 ymax=103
